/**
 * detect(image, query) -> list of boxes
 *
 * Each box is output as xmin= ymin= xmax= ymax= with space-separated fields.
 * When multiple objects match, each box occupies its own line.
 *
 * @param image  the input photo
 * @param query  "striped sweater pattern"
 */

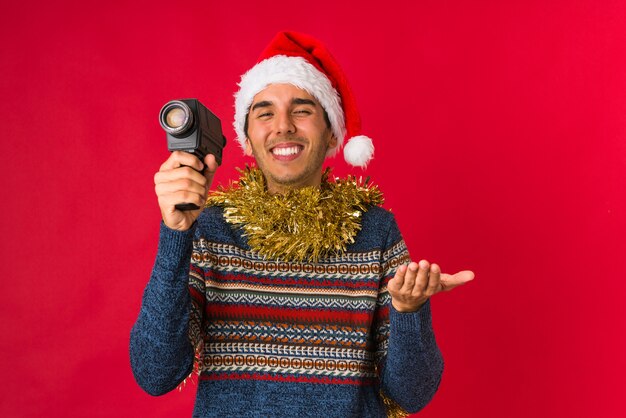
xmin=187 ymin=234 xmax=410 ymax=386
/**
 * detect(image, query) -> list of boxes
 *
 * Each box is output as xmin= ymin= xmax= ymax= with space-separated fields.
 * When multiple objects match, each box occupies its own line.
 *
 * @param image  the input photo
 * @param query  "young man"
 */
xmin=130 ymin=32 xmax=474 ymax=417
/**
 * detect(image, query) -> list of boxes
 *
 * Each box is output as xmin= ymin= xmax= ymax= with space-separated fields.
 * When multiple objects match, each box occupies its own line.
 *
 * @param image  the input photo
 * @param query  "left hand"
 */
xmin=388 ymin=260 xmax=475 ymax=312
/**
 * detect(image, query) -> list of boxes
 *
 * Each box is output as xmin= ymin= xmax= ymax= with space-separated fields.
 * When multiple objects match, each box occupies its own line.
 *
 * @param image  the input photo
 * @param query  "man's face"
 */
xmin=245 ymin=83 xmax=337 ymax=194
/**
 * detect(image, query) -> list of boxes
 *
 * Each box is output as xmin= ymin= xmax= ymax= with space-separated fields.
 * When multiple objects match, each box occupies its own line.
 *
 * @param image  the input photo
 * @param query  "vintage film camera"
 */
xmin=159 ymin=99 xmax=227 ymax=210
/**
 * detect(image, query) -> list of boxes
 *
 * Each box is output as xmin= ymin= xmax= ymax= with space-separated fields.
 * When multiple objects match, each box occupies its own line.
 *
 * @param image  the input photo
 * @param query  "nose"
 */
xmin=274 ymin=110 xmax=295 ymax=136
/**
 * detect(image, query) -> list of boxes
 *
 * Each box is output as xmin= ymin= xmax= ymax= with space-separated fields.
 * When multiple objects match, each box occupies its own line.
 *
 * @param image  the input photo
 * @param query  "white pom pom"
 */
xmin=343 ymin=135 xmax=374 ymax=167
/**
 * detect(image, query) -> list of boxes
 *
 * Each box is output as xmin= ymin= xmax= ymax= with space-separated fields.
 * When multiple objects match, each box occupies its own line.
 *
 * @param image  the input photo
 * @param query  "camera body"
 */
xmin=159 ymin=99 xmax=226 ymax=166
xmin=159 ymin=98 xmax=227 ymax=211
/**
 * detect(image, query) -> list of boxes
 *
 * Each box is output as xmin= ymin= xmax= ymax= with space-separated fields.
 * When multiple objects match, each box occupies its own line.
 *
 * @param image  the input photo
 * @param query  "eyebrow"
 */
xmin=250 ymin=98 xmax=317 ymax=112
xmin=251 ymin=101 xmax=272 ymax=112
xmin=292 ymin=98 xmax=317 ymax=106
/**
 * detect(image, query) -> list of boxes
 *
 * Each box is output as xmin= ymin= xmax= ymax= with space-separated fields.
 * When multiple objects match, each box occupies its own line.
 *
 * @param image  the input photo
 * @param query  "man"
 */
xmin=130 ymin=32 xmax=474 ymax=417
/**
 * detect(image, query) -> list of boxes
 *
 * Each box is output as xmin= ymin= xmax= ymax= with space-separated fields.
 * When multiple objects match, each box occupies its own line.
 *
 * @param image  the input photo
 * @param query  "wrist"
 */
xmin=391 ymin=298 xmax=426 ymax=313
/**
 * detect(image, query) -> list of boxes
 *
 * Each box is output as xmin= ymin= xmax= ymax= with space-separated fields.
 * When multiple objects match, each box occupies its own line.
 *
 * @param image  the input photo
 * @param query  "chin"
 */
xmin=268 ymin=167 xmax=316 ymax=187
xmin=269 ymin=173 xmax=305 ymax=186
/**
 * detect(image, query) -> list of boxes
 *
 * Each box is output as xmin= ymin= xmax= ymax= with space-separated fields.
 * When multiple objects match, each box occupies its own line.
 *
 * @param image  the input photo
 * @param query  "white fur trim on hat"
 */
xmin=343 ymin=135 xmax=374 ymax=167
xmin=234 ymin=55 xmax=346 ymax=156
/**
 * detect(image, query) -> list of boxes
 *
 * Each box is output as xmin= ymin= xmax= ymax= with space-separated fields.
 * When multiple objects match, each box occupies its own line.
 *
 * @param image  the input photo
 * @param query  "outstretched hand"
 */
xmin=387 ymin=260 xmax=475 ymax=312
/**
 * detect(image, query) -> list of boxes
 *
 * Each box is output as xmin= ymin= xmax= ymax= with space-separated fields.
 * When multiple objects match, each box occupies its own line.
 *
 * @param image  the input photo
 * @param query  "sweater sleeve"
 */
xmin=375 ymin=215 xmax=444 ymax=414
xmin=129 ymin=222 xmax=199 ymax=396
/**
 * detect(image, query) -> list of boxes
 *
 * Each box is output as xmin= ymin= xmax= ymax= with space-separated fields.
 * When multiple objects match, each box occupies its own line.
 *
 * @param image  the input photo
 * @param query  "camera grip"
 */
xmin=175 ymin=202 xmax=201 ymax=211
xmin=174 ymin=163 xmax=205 ymax=212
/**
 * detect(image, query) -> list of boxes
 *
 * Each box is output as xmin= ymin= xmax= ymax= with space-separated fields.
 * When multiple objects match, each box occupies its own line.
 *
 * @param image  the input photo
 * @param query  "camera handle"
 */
xmin=175 ymin=202 xmax=200 ymax=211
xmin=174 ymin=163 xmax=206 ymax=212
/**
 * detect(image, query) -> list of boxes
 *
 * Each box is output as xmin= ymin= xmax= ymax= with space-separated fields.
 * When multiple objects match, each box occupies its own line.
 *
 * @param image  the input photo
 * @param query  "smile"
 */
xmin=271 ymin=144 xmax=304 ymax=159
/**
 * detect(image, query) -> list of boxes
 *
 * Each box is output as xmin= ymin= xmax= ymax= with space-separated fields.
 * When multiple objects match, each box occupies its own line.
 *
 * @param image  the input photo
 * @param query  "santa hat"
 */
xmin=233 ymin=31 xmax=374 ymax=167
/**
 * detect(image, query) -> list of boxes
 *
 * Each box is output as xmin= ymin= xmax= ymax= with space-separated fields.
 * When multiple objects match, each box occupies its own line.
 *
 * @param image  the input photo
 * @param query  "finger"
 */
xmin=160 ymin=151 xmax=204 ymax=172
xmin=158 ymin=190 xmax=206 ymax=210
xmin=405 ymin=260 xmax=429 ymax=293
xmin=388 ymin=264 xmax=408 ymax=292
xmin=399 ymin=262 xmax=419 ymax=293
xmin=424 ymin=263 xmax=441 ymax=296
xmin=155 ymin=178 xmax=208 ymax=197
xmin=155 ymin=166 xmax=208 ymax=188
xmin=440 ymin=270 xmax=475 ymax=291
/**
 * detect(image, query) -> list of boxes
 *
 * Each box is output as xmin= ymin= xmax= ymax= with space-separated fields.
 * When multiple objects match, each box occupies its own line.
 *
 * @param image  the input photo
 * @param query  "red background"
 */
xmin=1 ymin=1 xmax=625 ymax=417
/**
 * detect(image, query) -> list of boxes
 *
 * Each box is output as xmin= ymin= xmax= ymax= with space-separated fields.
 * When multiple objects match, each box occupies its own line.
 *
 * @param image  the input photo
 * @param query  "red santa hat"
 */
xmin=233 ymin=31 xmax=374 ymax=167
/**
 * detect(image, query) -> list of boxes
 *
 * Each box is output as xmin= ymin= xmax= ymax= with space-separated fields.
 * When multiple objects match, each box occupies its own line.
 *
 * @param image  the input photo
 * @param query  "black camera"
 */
xmin=159 ymin=99 xmax=227 ymax=210
xmin=159 ymin=99 xmax=227 ymax=165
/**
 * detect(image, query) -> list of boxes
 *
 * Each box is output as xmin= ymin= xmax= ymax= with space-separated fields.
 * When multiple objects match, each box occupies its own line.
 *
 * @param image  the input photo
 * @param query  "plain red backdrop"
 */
xmin=1 ymin=1 xmax=625 ymax=417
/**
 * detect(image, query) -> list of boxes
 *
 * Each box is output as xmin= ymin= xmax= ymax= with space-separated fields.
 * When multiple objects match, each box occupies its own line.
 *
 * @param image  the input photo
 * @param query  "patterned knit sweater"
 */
xmin=130 ymin=205 xmax=443 ymax=417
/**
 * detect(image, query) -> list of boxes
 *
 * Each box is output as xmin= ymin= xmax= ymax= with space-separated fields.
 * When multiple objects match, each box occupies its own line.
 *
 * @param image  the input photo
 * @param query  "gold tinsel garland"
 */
xmin=380 ymin=390 xmax=410 ymax=418
xmin=206 ymin=166 xmax=384 ymax=262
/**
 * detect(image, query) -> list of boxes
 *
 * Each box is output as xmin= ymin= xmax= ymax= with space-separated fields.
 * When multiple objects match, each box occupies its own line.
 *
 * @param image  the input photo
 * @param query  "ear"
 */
xmin=244 ymin=138 xmax=253 ymax=156
xmin=327 ymin=130 xmax=338 ymax=149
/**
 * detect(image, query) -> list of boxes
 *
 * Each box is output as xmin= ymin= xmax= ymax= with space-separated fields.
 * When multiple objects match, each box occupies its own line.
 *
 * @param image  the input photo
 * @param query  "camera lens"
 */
xmin=165 ymin=108 xmax=186 ymax=129
xmin=159 ymin=101 xmax=193 ymax=135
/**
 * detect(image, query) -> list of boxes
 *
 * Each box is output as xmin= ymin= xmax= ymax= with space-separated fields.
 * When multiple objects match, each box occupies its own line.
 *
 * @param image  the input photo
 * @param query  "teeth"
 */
xmin=272 ymin=146 xmax=301 ymax=156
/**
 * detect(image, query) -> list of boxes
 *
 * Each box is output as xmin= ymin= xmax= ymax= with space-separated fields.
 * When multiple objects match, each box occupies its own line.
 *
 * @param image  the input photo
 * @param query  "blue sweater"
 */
xmin=130 ymin=205 xmax=443 ymax=417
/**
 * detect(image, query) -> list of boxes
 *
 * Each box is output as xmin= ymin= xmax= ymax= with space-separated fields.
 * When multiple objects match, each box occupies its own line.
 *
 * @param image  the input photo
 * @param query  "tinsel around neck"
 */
xmin=206 ymin=166 xmax=384 ymax=262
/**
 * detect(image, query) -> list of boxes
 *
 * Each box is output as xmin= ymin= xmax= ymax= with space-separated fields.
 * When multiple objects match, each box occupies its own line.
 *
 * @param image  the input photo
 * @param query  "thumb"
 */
xmin=440 ymin=270 xmax=475 ymax=292
xmin=203 ymin=154 xmax=219 ymax=187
